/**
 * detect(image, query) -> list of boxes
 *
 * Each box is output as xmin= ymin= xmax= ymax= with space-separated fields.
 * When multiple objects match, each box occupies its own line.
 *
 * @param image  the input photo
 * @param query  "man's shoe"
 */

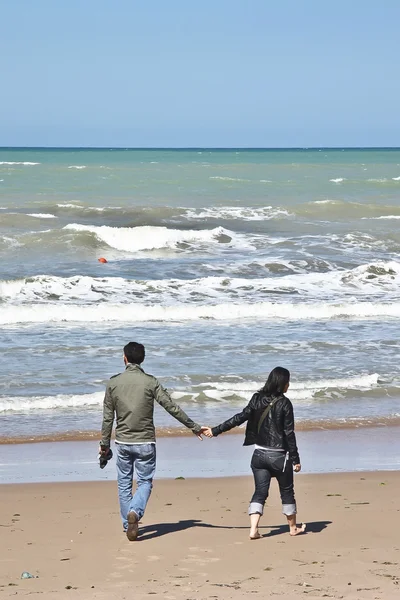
xmin=126 ymin=511 xmax=139 ymax=541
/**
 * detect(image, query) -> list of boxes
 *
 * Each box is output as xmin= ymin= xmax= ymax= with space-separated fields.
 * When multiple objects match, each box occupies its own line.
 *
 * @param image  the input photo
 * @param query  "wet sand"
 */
xmin=1 ymin=426 xmax=400 ymax=484
xmin=0 ymin=472 xmax=399 ymax=599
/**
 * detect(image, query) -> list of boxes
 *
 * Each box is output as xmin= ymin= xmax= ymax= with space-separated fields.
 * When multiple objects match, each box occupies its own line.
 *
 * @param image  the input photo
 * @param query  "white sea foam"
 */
xmin=57 ymin=203 xmax=85 ymax=208
xmin=0 ymin=373 xmax=380 ymax=413
xmin=87 ymin=206 xmax=123 ymax=211
xmin=209 ymin=176 xmax=249 ymax=182
xmin=63 ymin=223 xmax=247 ymax=252
xmin=363 ymin=215 xmax=400 ymax=220
xmin=392 ymin=176 xmax=400 ymax=181
xmin=68 ymin=165 xmax=87 ymax=169
xmin=57 ymin=204 xmax=121 ymax=211
xmin=0 ymin=161 xmax=40 ymax=166
xmin=0 ymin=236 xmax=22 ymax=249
xmin=183 ymin=206 xmax=291 ymax=221
xmin=314 ymin=200 xmax=335 ymax=204
xmin=2 ymin=261 xmax=399 ymax=305
xmin=192 ymin=373 xmax=380 ymax=403
xmin=367 ymin=178 xmax=388 ymax=182
xmin=259 ymin=179 xmax=272 ymax=183
xmin=329 ymin=178 xmax=345 ymax=183
xmin=1 ymin=300 xmax=400 ymax=325
xmin=26 ymin=213 xmax=58 ymax=219
xmin=0 ymin=392 xmax=102 ymax=413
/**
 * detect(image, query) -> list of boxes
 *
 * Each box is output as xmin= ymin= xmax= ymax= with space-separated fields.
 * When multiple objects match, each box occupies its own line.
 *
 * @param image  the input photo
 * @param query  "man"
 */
xmin=100 ymin=341 xmax=204 ymax=541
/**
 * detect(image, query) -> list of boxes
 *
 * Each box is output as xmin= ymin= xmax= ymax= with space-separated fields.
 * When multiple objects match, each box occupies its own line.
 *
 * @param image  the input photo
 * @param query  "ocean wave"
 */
xmin=183 ymin=206 xmax=291 ymax=221
xmin=1 ymin=262 xmax=399 ymax=305
xmin=329 ymin=178 xmax=345 ymax=183
xmin=209 ymin=176 xmax=250 ymax=182
xmin=190 ymin=373 xmax=380 ymax=403
xmin=0 ymin=373 xmax=380 ymax=414
xmin=0 ymin=392 xmax=102 ymax=413
xmin=294 ymin=201 xmax=400 ymax=224
xmin=363 ymin=215 xmax=400 ymax=220
xmin=87 ymin=206 xmax=123 ymax=211
xmin=1 ymin=299 xmax=400 ymax=325
xmin=392 ymin=176 xmax=400 ymax=181
xmin=63 ymin=223 xmax=247 ymax=252
xmin=68 ymin=165 xmax=86 ymax=169
xmin=57 ymin=203 xmax=85 ymax=208
xmin=0 ymin=161 xmax=40 ymax=166
xmin=0 ymin=236 xmax=22 ymax=249
xmin=26 ymin=213 xmax=57 ymax=219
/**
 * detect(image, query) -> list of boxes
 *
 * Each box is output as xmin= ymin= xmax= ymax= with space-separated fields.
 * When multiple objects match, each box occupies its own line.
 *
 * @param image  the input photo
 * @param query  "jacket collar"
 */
xmin=125 ymin=363 xmax=144 ymax=373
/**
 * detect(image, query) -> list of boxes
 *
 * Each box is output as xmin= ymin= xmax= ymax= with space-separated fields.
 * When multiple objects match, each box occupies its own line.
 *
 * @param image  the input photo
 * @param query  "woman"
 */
xmin=203 ymin=367 xmax=306 ymax=540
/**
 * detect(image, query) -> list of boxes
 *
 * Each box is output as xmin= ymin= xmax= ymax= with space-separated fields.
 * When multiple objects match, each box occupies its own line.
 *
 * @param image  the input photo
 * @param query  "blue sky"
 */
xmin=1 ymin=0 xmax=399 ymax=147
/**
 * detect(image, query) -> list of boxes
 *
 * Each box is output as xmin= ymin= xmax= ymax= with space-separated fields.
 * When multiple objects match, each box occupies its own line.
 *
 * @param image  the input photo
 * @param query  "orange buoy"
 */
xmin=98 ymin=257 xmax=108 ymax=263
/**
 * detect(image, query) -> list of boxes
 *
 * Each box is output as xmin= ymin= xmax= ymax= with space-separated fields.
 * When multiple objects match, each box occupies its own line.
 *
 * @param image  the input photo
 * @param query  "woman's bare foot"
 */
xmin=289 ymin=523 xmax=306 ymax=536
xmin=249 ymin=530 xmax=261 ymax=540
xmin=249 ymin=512 xmax=262 ymax=540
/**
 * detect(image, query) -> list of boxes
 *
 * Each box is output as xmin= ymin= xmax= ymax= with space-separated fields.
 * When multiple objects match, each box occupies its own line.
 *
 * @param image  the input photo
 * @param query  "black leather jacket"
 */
xmin=211 ymin=392 xmax=300 ymax=465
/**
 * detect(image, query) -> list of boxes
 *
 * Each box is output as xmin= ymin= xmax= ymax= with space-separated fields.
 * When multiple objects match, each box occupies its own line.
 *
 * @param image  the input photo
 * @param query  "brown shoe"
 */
xmin=126 ymin=511 xmax=139 ymax=541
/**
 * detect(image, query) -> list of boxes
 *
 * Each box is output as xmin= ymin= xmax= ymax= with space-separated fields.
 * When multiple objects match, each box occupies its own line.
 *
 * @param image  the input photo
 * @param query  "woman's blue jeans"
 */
xmin=116 ymin=443 xmax=157 ymax=530
xmin=249 ymin=449 xmax=296 ymax=517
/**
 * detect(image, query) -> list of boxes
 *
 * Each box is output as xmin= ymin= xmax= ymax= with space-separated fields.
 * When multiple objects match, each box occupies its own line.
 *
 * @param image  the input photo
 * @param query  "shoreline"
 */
xmin=1 ymin=426 xmax=400 ymax=484
xmin=1 ymin=415 xmax=400 ymax=445
xmin=1 ymin=472 xmax=399 ymax=599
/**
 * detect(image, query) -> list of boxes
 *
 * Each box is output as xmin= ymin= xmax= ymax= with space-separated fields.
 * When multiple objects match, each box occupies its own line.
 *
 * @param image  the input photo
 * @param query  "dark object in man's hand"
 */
xmin=99 ymin=446 xmax=113 ymax=469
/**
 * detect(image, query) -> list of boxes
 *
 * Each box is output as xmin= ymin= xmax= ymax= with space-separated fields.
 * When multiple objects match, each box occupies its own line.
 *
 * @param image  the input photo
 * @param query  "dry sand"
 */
xmin=0 ymin=472 xmax=399 ymax=599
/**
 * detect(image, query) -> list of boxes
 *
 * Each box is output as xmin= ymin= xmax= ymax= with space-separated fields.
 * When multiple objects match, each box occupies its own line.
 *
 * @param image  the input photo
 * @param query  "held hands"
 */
xmin=201 ymin=426 xmax=213 ymax=438
xmin=194 ymin=426 xmax=213 ymax=440
xmin=294 ymin=464 xmax=301 ymax=473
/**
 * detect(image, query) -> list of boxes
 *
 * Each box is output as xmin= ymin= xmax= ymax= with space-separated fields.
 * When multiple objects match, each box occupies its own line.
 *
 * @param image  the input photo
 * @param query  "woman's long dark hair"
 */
xmin=260 ymin=367 xmax=290 ymax=396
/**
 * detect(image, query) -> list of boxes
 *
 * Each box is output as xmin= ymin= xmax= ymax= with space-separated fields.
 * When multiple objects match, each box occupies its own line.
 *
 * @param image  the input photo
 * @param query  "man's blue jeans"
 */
xmin=116 ymin=443 xmax=156 ymax=530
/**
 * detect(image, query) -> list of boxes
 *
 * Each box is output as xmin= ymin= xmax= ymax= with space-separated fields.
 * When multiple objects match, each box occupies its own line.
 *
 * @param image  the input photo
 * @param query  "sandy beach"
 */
xmin=1 ymin=471 xmax=399 ymax=599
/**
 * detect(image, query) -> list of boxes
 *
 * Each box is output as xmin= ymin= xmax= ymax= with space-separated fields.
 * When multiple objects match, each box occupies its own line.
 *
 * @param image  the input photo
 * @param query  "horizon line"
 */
xmin=1 ymin=145 xmax=400 ymax=151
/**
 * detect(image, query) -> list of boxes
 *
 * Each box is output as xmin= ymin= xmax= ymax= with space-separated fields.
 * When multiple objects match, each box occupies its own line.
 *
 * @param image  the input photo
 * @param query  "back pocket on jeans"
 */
xmin=266 ymin=453 xmax=286 ymax=471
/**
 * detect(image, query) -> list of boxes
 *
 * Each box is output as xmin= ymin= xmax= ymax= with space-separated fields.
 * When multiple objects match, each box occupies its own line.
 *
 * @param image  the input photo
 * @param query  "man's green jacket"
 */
xmin=101 ymin=363 xmax=201 ymax=446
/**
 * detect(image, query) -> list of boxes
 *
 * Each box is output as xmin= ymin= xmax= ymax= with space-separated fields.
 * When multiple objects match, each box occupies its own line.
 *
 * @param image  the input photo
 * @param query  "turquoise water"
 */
xmin=1 ymin=148 xmax=400 ymax=441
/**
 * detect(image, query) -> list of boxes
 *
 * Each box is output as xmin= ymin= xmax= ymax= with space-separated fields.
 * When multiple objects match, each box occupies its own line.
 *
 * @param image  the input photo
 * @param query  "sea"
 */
xmin=1 ymin=147 xmax=400 ymax=445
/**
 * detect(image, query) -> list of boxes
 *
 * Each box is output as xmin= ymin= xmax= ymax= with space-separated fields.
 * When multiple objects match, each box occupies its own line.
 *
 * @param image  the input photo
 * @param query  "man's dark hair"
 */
xmin=124 ymin=342 xmax=145 ymax=365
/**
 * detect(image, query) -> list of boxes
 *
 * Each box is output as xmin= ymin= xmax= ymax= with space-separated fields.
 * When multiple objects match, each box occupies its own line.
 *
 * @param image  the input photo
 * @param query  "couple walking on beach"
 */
xmin=100 ymin=342 xmax=306 ymax=542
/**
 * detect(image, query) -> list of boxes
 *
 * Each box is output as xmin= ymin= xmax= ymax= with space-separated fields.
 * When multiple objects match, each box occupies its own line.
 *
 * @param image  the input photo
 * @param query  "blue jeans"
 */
xmin=249 ymin=449 xmax=296 ymax=516
xmin=116 ymin=443 xmax=156 ymax=530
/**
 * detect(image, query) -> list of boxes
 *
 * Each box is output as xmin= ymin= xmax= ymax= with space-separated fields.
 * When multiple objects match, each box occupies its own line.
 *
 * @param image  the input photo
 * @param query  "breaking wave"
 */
xmin=1 ymin=300 xmax=400 ymax=325
xmin=63 ymin=223 xmax=247 ymax=252
xmin=0 ymin=161 xmax=40 ymax=166
xmin=26 ymin=213 xmax=57 ymax=219
xmin=188 ymin=373 xmax=380 ymax=403
xmin=0 ymin=373 xmax=380 ymax=413
xmin=209 ymin=176 xmax=249 ymax=182
xmin=1 ymin=261 xmax=400 ymax=306
xmin=183 ymin=206 xmax=292 ymax=220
